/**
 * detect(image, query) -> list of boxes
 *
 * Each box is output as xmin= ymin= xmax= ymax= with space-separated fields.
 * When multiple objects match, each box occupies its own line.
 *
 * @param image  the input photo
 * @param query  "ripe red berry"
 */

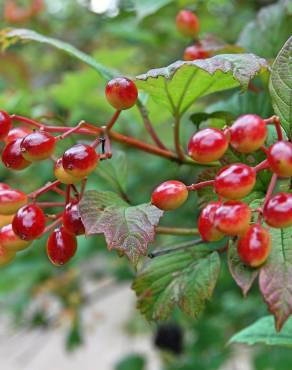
xmin=0 ymin=224 xmax=31 ymax=251
xmin=0 ymin=183 xmax=11 ymax=191
xmin=5 ymin=126 xmax=32 ymax=144
xmin=237 ymin=224 xmax=271 ymax=267
xmin=47 ymin=226 xmax=77 ymax=266
xmin=214 ymin=200 xmax=251 ymax=236
xmin=54 ymin=158 xmax=81 ymax=184
xmin=183 ymin=45 xmax=210 ymax=61
xmin=263 ymin=192 xmax=292 ymax=228
xmin=63 ymin=200 xmax=85 ymax=236
xmin=62 ymin=144 xmax=99 ymax=178
xmin=267 ymin=141 xmax=292 ymax=177
xmin=176 ymin=10 xmax=200 ymax=37
xmin=20 ymin=131 xmax=56 ymax=161
xmin=214 ymin=163 xmax=256 ymax=200
xmin=0 ymin=189 xmax=28 ymax=215
xmin=0 ymin=244 xmax=15 ymax=266
xmin=12 ymin=204 xmax=46 ymax=241
xmin=0 ymin=111 xmax=12 ymax=140
xmin=151 ymin=180 xmax=188 ymax=211
xmin=2 ymin=138 xmax=31 ymax=170
xmin=229 ymin=114 xmax=267 ymax=153
xmin=198 ymin=201 xmax=224 ymax=242
xmin=187 ymin=128 xmax=228 ymax=163
xmin=105 ymin=77 xmax=138 ymax=110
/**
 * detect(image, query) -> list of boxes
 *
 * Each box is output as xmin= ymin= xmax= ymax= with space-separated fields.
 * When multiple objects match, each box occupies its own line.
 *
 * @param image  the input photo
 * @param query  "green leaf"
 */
xmin=134 ymin=0 xmax=174 ymax=20
xmin=136 ymin=54 xmax=269 ymax=115
xmin=0 ymin=28 xmax=117 ymax=80
xmin=79 ymin=191 xmax=163 ymax=264
xmin=228 ymin=239 xmax=258 ymax=296
xmin=238 ymin=2 xmax=292 ymax=58
xmin=230 ymin=315 xmax=292 ymax=347
xmin=269 ymin=36 xmax=292 ymax=138
xmin=132 ymin=247 xmax=220 ymax=320
xmin=190 ymin=111 xmax=235 ymax=128
xmin=259 ymin=227 xmax=292 ymax=331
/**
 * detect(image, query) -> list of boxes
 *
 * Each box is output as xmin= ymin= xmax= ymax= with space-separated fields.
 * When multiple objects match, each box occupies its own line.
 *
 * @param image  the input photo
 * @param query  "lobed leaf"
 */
xmin=79 ymin=191 xmax=163 ymax=264
xmin=132 ymin=247 xmax=220 ymax=320
xmin=136 ymin=54 xmax=269 ymax=115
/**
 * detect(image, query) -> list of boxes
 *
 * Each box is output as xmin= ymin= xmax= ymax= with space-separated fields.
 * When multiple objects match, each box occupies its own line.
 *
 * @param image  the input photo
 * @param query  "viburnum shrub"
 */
xmin=0 ymin=9 xmax=291 ymax=334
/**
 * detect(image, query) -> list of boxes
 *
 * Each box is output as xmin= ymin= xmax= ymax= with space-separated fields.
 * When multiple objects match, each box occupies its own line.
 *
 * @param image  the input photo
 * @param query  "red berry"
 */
xmin=184 ymin=45 xmax=210 ymax=61
xmin=263 ymin=192 xmax=292 ymax=228
xmin=229 ymin=114 xmax=267 ymax=153
xmin=0 ymin=183 xmax=11 ymax=191
xmin=267 ymin=141 xmax=292 ymax=177
xmin=0 ymin=189 xmax=28 ymax=215
xmin=214 ymin=163 xmax=256 ymax=200
xmin=5 ymin=126 xmax=32 ymax=144
xmin=188 ymin=128 xmax=228 ymax=163
xmin=237 ymin=224 xmax=271 ymax=267
xmin=105 ymin=77 xmax=138 ymax=110
xmin=63 ymin=200 xmax=85 ymax=236
xmin=2 ymin=138 xmax=31 ymax=170
xmin=214 ymin=200 xmax=251 ymax=236
xmin=47 ymin=226 xmax=77 ymax=266
xmin=0 ymin=244 xmax=15 ymax=266
xmin=12 ymin=204 xmax=46 ymax=241
xmin=54 ymin=158 xmax=81 ymax=185
xmin=151 ymin=180 xmax=188 ymax=211
xmin=176 ymin=10 xmax=200 ymax=37
xmin=0 ymin=224 xmax=31 ymax=251
xmin=20 ymin=131 xmax=56 ymax=161
xmin=62 ymin=144 xmax=99 ymax=178
xmin=198 ymin=201 xmax=224 ymax=242
xmin=0 ymin=111 xmax=12 ymax=140
xmin=0 ymin=214 xmax=14 ymax=228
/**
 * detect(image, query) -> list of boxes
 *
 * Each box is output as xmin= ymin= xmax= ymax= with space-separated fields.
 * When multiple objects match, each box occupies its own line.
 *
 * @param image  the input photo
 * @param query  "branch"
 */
xmin=156 ymin=226 xmax=199 ymax=236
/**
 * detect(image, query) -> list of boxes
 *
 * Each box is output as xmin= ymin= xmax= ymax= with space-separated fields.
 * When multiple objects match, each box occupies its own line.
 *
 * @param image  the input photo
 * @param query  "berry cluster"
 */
xmin=0 ymin=77 xmax=138 ymax=266
xmin=151 ymin=114 xmax=291 ymax=268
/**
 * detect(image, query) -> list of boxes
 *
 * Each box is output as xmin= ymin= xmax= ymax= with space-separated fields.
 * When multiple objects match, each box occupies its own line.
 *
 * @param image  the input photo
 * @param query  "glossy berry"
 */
xmin=184 ymin=45 xmax=210 ymax=61
xmin=237 ymin=224 xmax=271 ymax=267
xmin=263 ymin=192 xmax=292 ymax=228
xmin=0 ymin=189 xmax=28 ymax=215
xmin=0 ymin=214 xmax=14 ymax=228
xmin=62 ymin=144 xmax=99 ymax=178
xmin=12 ymin=204 xmax=46 ymax=241
xmin=0 ymin=224 xmax=31 ymax=251
xmin=0 ymin=244 xmax=15 ymax=266
xmin=47 ymin=226 xmax=77 ymax=266
xmin=5 ymin=126 xmax=32 ymax=144
xmin=176 ymin=10 xmax=199 ymax=37
xmin=151 ymin=180 xmax=188 ymax=211
xmin=0 ymin=183 xmax=11 ymax=191
xmin=105 ymin=77 xmax=138 ymax=110
xmin=2 ymin=138 xmax=31 ymax=170
xmin=198 ymin=201 xmax=224 ymax=242
xmin=214 ymin=163 xmax=256 ymax=200
xmin=267 ymin=141 xmax=292 ymax=177
xmin=54 ymin=158 xmax=81 ymax=185
xmin=188 ymin=128 xmax=228 ymax=163
xmin=21 ymin=131 xmax=56 ymax=161
xmin=229 ymin=114 xmax=267 ymax=153
xmin=214 ymin=200 xmax=251 ymax=236
xmin=0 ymin=111 xmax=12 ymax=140
xmin=63 ymin=200 xmax=85 ymax=236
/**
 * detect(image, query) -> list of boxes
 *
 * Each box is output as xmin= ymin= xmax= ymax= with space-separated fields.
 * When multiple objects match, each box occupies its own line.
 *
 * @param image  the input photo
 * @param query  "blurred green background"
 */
xmin=0 ymin=0 xmax=291 ymax=369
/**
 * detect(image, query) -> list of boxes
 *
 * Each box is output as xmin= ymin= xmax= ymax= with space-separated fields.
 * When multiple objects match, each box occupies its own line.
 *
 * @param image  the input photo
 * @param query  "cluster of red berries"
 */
xmin=151 ymin=114 xmax=292 ymax=268
xmin=176 ymin=10 xmax=210 ymax=61
xmin=0 ymin=76 xmax=138 ymax=267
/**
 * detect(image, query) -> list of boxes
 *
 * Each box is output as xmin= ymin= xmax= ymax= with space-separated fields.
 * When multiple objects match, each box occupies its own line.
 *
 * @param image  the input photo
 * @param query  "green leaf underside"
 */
xmin=79 ymin=191 xmax=163 ymax=264
xmin=230 ymin=315 xmax=292 ymax=347
xmin=0 ymin=28 xmax=117 ymax=80
xmin=269 ymin=36 xmax=292 ymax=138
xmin=190 ymin=111 xmax=235 ymax=127
xmin=228 ymin=239 xmax=259 ymax=296
xmin=136 ymin=54 xmax=269 ymax=115
xmin=132 ymin=248 xmax=220 ymax=321
xmin=259 ymin=227 xmax=292 ymax=331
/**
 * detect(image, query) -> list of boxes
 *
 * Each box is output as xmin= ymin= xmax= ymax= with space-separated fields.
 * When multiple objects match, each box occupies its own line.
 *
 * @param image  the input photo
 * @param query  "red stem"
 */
xmin=37 ymin=202 xmax=65 ymax=208
xmin=106 ymin=110 xmax=121 ymax=132
xmin=187 ymin=180 xmax=214 ymax=191
xmin=264 ymin=115 xmax=283 ymax=141
xmin=254 ymin=159 xmax=270 ymax=173
xmin=29 ymin=180 xmax=61 ymax=200
xmin=42 ymin=217 xmax=63 ymax=235
xmin=258 ymin=173 xmax=278 ymax=222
